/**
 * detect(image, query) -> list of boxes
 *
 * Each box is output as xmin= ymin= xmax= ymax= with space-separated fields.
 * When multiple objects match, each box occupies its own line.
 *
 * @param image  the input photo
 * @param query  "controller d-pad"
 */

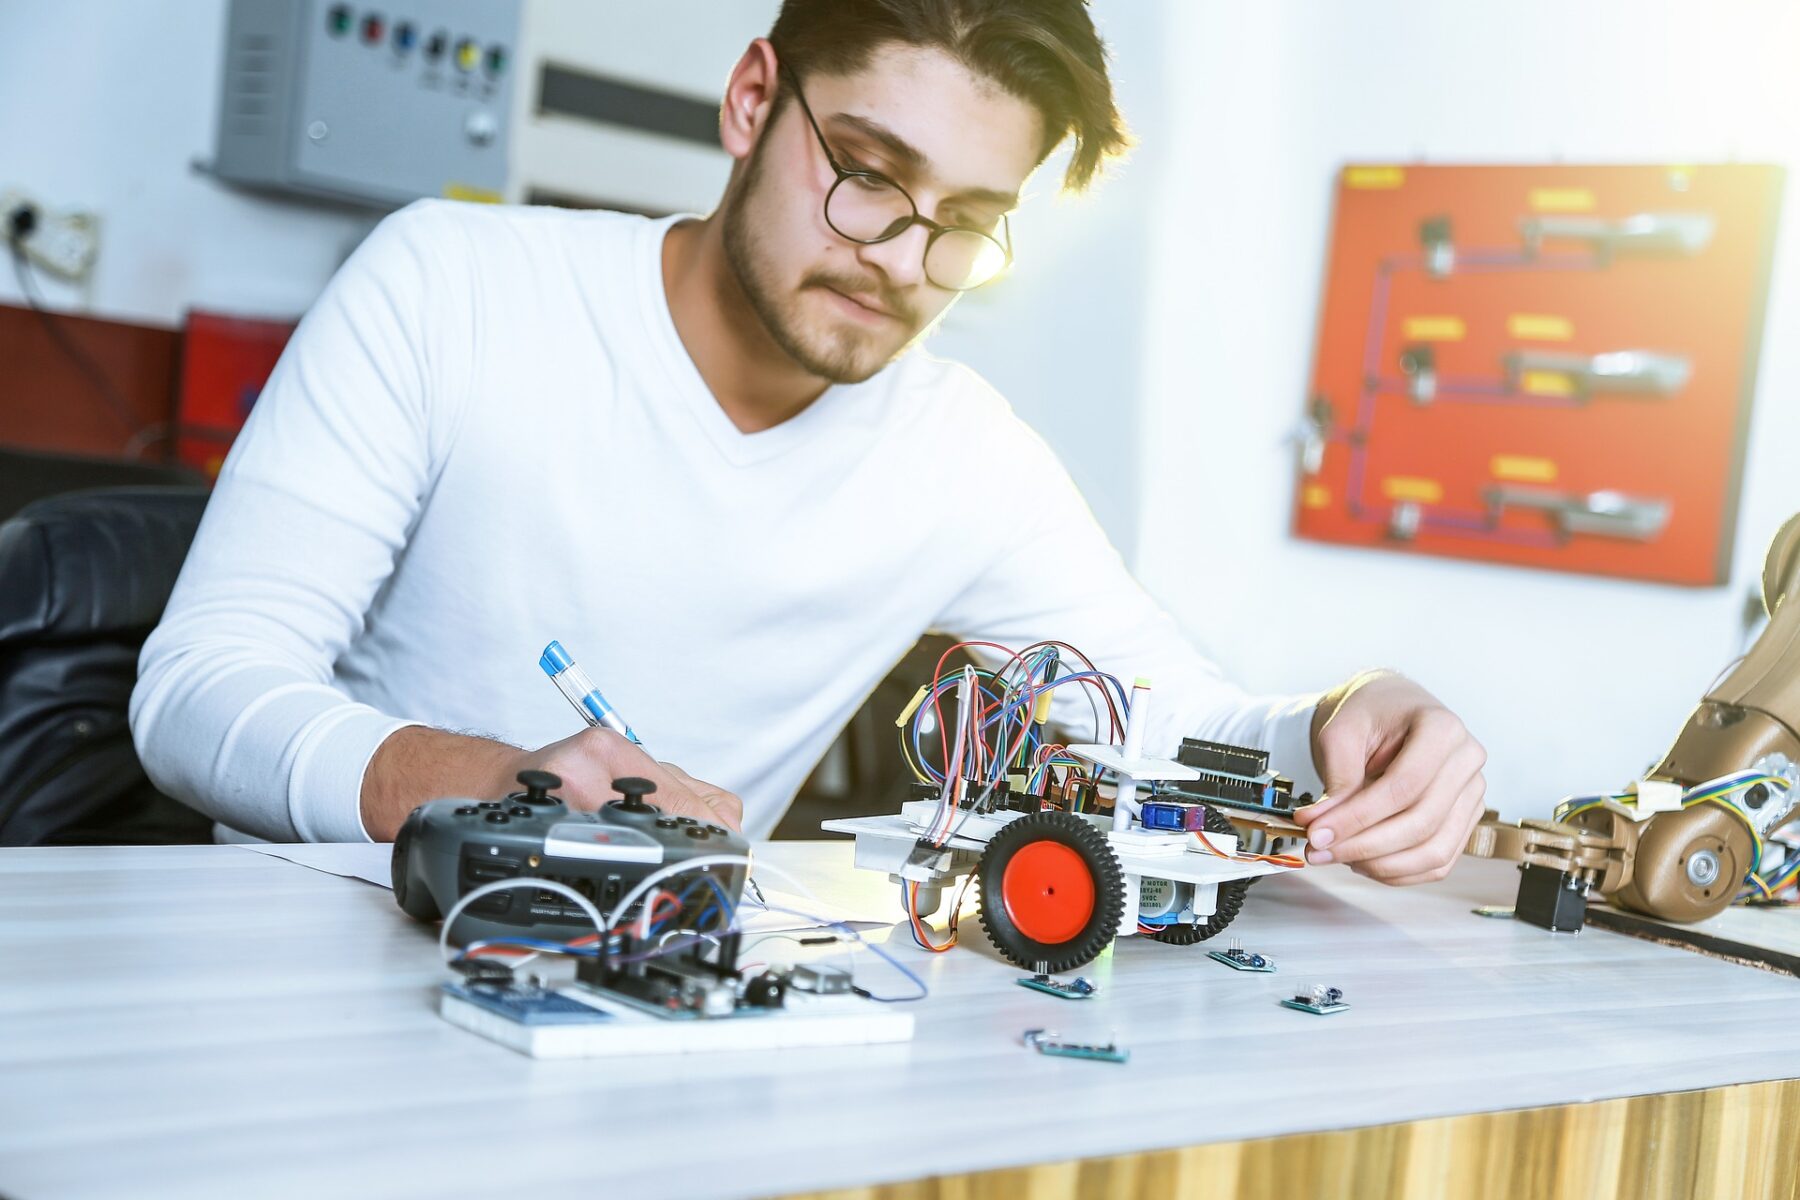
xmin=508 ymin=806 xmax=533 ymax=817
xmin=484 ymin=812 xmax=510 ymax=824
xmin=454 ymin=806 xmax=479 ymax=816
xmin=656 ymin=818 xmax=679 ymax=829
xmin=684 ymin=827 xmax=707 ymax=839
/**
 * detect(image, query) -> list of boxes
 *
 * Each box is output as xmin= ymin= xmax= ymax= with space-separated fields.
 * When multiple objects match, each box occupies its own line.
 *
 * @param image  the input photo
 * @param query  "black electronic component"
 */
xmin=1177 ymin=738 xmax=1270 ymax=779
xmin=1514 ymin=862 xmax=1589 ymax=933
xmin=451 ymin=956 xmax=518 ymax=984
xmin=741 ymin=970 xmax=788 ymax=1009
xmin=574 ymin=928 xmax=768 ymax=1021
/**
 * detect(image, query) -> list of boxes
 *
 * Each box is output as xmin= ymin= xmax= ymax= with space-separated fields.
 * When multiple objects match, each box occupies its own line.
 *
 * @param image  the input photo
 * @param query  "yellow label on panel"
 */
xmin=1529 ymin=187 xmax=1596 ymax=213
xmin=1302 ymin=483 xmax=1332 ymax=510
xmin=1382 ymin=477 xmax=1444 ymax=504
xmin=444 ymin=183 xmax=504 ymax=204
xmin=1491 ymin=454 xmax=1558 ymax=483
xmin=1345 ymin=165 xmax=1405 ymax=190
xmin=1508 ymin=313 xmax=1574 ymax=341
xmin=1519 ymin=370 xmax=1577 ymax=397
xmin=1402 ymin=315 xmax=1466 ymax=342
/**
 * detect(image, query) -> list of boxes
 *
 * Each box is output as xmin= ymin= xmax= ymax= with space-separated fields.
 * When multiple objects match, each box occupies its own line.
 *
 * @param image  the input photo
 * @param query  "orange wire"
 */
xmin=1192 ymin=830 xmax=1305 ymax=869
xmin=908 ymin=877 xmax=976 ymax=953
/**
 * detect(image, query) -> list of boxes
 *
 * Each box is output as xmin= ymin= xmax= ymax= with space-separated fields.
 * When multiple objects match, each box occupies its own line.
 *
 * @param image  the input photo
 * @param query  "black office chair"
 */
xmin=0 ymin=486 xmax=214 ymax=845
xmin=0 ymin=445 xmax=203 ymax=523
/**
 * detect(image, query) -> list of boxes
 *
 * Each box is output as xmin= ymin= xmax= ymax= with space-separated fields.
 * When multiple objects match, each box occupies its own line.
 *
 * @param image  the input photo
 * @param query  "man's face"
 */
xmin=723 ymin=46 xmax=1045 ymax=384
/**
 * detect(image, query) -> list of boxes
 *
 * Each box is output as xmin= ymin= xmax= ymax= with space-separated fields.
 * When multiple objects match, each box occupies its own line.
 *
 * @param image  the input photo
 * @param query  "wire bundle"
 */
xmin=898 ymin=639 xmax=1131 ymax=834
xmin=436 ymin=856 xmax=929 ymax=1001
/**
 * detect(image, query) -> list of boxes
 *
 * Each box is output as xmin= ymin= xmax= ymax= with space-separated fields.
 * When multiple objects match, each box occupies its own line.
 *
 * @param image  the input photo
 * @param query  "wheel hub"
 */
xmin=1001 ymin=840 xmax=1096 ymax=944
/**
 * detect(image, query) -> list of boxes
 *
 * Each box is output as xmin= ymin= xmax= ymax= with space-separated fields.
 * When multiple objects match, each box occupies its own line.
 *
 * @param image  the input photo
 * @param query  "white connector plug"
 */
xmin=2 ymin=189 xmax=101 ymax=283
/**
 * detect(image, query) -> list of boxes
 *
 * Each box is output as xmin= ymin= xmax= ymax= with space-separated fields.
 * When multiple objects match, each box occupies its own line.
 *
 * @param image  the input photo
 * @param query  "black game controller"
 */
xmin=391 ymin=770 xmax=749 ymax=945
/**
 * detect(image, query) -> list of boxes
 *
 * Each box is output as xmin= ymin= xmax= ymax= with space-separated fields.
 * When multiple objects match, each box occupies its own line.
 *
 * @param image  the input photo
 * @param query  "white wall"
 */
xmin=0 ymin=0 xmax=1152 ymax=553
xmin=0 ymin=0 xmax=380 ymax=325
xmin=926 ymin=0 xmax=1163 ymax=557
xmin=1134 ymin=0 xmax=1800 ymax=817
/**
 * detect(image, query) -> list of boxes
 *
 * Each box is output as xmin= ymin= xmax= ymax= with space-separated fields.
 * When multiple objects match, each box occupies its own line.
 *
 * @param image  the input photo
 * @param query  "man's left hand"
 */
xmin=1292 ymin=670 xmax=1487 ymax=885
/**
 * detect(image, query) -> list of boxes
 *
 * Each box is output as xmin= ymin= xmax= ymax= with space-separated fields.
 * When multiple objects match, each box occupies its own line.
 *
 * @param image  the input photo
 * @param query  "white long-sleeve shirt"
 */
xmin=131 ymin=200 xmax=1322 ymax=843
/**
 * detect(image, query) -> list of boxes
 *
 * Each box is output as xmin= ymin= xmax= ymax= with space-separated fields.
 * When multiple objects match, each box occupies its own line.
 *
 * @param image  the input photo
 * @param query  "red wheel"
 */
xmin=977 ymin=811 xmax=1124 ymax=972
xmin=1001 ymin=841 xmax=1097 ymax=944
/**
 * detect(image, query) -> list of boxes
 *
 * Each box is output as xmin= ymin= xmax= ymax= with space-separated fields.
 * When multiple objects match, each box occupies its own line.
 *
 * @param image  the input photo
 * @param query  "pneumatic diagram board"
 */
xmin=1294 ymin=164 xmax=1783 ymax=585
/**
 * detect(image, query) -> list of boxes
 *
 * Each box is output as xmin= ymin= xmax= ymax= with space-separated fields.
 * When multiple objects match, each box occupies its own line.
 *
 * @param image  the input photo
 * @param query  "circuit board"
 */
xmin=1017 ymin=974 xmax=1097 ymax=1000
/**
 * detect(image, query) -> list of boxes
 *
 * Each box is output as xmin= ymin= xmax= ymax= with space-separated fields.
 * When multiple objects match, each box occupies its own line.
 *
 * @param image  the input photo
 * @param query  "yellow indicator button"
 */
xmin=1519 ymin=370 xmax=1577 ymax=397
xmin=1402 ymin=315 xmax=1465 ymax=342
xmin=1491 ymin=455 xmax=1558 ymax=484
xmin=455 ymin=38 xmax=480 ymax=72
xmin=1383 ymin=477 xmax=1443 ymax=504
xmin=1508 ymin=313 xmax=1574 ymax=341
xmin=1302 ymin=484 xmax=1332 ymax=510
xmin=1529 ymin=187 xmax=1596 ymax=213
xmin=1344 ymin=165 xmax=1405 ymax=190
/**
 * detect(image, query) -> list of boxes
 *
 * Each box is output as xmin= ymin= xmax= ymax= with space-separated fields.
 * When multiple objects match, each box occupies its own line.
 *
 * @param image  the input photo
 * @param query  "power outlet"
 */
xmin=1 ymin=189 xmax=101 ymax=283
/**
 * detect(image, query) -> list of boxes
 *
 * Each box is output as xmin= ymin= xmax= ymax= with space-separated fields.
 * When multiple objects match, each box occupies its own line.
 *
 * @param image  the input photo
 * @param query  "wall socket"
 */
xmin=2 ymin=189 xmax=101 ymax=283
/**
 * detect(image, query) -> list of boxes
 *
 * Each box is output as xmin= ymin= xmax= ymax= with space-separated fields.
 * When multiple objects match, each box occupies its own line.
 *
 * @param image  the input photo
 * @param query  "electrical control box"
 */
xmin=212 ymin=0 xmax=521 ymax=209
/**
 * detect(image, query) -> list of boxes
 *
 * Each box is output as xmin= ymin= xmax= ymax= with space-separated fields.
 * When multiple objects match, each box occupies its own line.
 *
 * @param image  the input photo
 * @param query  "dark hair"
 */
xmin=767 ymin=0 xmax=1131 ymax=193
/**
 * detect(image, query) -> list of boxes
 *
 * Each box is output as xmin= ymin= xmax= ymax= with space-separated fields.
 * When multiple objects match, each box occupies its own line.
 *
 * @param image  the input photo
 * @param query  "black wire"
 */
xmin=7 ymin=234 xmax=164 ymax=456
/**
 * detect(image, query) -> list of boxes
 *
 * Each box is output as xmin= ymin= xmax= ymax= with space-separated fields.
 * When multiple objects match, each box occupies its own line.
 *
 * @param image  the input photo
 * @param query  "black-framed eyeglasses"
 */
xmin=779 ymin=63 xmax=1014 ymax=292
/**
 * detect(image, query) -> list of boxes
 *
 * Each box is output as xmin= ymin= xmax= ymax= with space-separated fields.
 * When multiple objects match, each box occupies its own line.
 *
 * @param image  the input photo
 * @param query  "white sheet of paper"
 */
xmin=234 ymin=841 xmax=394 ymax=887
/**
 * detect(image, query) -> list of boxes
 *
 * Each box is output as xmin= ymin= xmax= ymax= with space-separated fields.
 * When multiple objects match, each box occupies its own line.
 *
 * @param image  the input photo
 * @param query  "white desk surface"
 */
xmin=1 ymin=842 xmax=1797 ymax=1200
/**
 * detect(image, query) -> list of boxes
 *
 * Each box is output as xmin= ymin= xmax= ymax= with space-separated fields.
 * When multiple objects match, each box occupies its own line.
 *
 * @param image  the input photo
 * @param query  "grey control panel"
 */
xmin=212 ymin=0 xmax=521 ymax=209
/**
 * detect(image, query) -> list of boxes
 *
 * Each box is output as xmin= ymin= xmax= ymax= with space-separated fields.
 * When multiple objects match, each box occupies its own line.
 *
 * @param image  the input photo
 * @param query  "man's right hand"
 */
xmin=514 ymin=727 xmax=745 ymax=830
xmin=360 ymin=725 xmax=744 ymax=841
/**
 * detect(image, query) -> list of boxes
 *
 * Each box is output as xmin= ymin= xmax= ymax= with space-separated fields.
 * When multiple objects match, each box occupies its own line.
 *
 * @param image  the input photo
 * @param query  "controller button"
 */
xmin=454 ymin=806 xmax=479 ymax=815
xmin=508 ymin=806 xmax=533 ymax=817
xmin=484 ymin=812 xmax=511 ymax=824
xmin=656 ymin=818 xmax=679 ymax=828
xmin=705 ymin=825 xmax=726 ymax=836
xmin=684 ymin=827 xmax=707 ymax=839
xmin=479 ymin=801 xmax=502 ymax=810
xmin=676 ymin=816 xmax=698 ymax=826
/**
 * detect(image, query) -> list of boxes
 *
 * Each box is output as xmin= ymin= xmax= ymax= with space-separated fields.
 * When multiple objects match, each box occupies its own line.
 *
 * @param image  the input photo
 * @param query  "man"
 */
xmin=133 ymin=0 xmax=1487 ymax=886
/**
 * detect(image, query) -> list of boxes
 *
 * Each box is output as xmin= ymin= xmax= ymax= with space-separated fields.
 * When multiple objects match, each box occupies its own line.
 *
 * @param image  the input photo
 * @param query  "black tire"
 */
xmin=1151 ymin=805 xmax=1245 ymax=945
xmin=977 ymin=811 xmax=1125 ymax=973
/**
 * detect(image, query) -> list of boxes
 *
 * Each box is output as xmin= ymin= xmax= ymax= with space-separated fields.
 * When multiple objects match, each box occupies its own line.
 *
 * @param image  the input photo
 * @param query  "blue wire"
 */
xmin=754 ymin=897 xmax=929 ymax=1002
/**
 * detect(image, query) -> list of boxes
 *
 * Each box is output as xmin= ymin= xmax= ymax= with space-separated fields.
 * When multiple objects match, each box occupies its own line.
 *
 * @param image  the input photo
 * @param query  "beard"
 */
xmin=721 ymin=136 xmax=924 ymax=385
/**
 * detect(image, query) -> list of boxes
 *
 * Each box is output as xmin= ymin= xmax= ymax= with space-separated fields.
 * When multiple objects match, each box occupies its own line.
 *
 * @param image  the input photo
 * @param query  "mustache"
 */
xmin=801 ymin=270 xmax=918 ymax=326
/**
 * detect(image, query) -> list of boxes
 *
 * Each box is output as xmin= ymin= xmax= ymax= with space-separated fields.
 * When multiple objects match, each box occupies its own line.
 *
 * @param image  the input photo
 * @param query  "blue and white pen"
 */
xmin=539 ymin=640 xmax=642 ymax=745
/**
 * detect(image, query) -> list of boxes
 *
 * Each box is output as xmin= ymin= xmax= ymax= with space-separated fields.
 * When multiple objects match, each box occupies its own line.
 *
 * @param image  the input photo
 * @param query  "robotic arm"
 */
xmin=1465 ymin=513 xmax=1800 ymax=927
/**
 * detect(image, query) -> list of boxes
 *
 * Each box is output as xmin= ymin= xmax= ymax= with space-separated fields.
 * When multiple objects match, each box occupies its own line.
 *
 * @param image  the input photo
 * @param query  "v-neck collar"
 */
xmin=635 ymin=214 xmax=878 ymax=467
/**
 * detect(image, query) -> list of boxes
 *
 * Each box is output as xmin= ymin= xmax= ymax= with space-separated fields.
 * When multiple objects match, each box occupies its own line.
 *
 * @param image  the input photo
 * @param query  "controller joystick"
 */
xmin=612 ymin=776 xmax=658 ymax=813
xmin=513 ymin=769 xmax=563 ymax=805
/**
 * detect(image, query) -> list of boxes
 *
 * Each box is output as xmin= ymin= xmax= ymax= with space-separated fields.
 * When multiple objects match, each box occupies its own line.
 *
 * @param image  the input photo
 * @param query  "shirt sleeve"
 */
xmin=130 ymin=202 xmax=471 ymax=842
xmin=928 ymin=400 xmax=1325 ymax=799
